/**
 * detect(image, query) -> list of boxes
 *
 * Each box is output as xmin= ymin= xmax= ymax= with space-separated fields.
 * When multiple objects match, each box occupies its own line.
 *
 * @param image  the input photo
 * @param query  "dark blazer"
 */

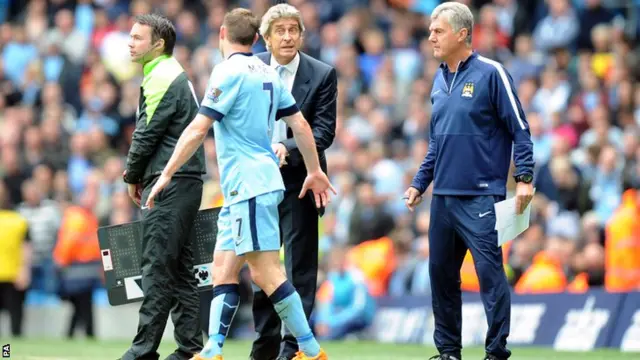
xmin=256 ymin=51 xmax=337 ymax=191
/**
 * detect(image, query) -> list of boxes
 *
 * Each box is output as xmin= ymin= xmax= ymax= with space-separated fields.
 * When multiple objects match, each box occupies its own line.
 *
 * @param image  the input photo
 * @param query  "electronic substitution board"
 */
xmin=97 ymin=207 xmax=220 ymax=306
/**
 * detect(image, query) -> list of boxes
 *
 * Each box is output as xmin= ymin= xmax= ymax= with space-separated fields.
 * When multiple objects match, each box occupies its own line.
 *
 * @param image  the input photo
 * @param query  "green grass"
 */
xmin=3 ymin=339 xmax=639 ymax=360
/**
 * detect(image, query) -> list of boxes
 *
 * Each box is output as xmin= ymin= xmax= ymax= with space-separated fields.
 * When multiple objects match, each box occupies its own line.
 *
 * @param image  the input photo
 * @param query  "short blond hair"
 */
xmin=259 ymin=3 xmax=305 ymax=48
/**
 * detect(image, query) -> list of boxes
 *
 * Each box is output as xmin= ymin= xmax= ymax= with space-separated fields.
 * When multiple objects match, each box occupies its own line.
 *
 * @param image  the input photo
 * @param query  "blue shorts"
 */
xmin=215 ymin=190 xmax=284 ymax=255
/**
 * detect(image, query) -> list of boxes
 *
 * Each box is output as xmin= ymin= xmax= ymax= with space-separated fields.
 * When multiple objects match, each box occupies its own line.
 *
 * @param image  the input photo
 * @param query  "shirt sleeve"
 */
xmin=275 ymin=79 xmax=299 ymax=119
xmin=199 ymin=65 xmax=242 ymax=122
xmin=489 ymin=65 xmax=535 ymax=177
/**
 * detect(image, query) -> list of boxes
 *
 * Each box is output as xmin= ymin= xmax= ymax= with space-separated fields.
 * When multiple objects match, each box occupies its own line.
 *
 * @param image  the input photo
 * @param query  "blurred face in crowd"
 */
xmin=527 ymin=112 xmax=544 ymax=137
xmin=514 ymin=35 xmax=533 ymax=57
xmin=598 ymin=146 xmax=618 ymax=173
xmin=129 ymin=23 xmax=163 ymax=64
xmin=24 ymin=126 xmax=42 ymax=151
xmin=55 ymin=9 xmax=74 ymax=34
xmin=546 ymin=236 xmax=575 ymax=265
xmin=265 ymin=18 xmax=303 ymax=63
xmin=33 ymin=164 xmax=53 ymax=194
xmin=361 ymin=29 xmax=385 ymax=55
xmin=328 ymin=246 xmax=348 ymax=273
xmin=428 ymin=14 xmax=469 ymax=61
xmin=591 ymin=25 xmax=611 ymax=53
xmin=1 ymin=146 xmax=19 ymax=173
xmin=104 ymin=157 xmax=124 ymax=183
xmin=479 ymin=5 xmax=497 ymax=27
xmin=549 ymin=0 xmax=570 ymax=17
xmin=357 ymin=182 xmax=376 ymax=207
xmin=582 ymin=243 xmax=605 ymax=272
xmin=21 ymin=180 xmax=42 ymax=206
xmin=550 ymin=156 xmax=577 ymax=189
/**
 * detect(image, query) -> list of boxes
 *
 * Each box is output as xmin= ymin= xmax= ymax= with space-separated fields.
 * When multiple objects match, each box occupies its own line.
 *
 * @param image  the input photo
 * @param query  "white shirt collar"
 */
xmin=270 ymin=51 xmax=300 ymax=75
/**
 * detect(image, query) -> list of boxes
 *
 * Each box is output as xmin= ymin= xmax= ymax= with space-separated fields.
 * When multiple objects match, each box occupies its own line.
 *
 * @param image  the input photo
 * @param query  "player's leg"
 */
xmin=123 ymin=179 xmax=194 ymax=360
xmin=242 ymin=191 xmax=325 ymax=359
xmin=197 ymin=206 xmax=246 ymax=359
xmin=428 ymin=195 xmax=467 ymax=360
xmin=167 ymin=179 xmax=205 ymax=360
xmin=250 ymin=195 xmax=288 ymax=360
xmin=280 ymin=191 xmax=319 ymax=359
xmin=78 ymin=289 xmax=95 ymax=338
xmin=6 ymin=282 xmax=26 ymax=337
xmin=452 ymin=195 xmax=511 ymax=360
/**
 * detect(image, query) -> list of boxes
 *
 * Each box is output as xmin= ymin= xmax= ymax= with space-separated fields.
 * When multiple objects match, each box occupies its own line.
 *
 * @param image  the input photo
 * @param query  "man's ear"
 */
xmin=253 ymin=32 xmax=259 ymax=46
xmin=459 ymin=28 xmax=468 ymax=44
xmin=156 ymin=38 xmax=165 ymax=51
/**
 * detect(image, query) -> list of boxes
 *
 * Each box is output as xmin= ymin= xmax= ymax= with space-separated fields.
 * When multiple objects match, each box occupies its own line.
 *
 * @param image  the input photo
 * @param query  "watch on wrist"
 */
xmin=514 ymin=174 xmax=533 ymax=184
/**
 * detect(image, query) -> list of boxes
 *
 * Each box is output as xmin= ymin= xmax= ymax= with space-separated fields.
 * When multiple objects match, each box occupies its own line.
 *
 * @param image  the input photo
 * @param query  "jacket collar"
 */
xmin=143 ymin=54 xmax=171 ymax=77
xmin=439 ymin=51 xmax=478 ymax=72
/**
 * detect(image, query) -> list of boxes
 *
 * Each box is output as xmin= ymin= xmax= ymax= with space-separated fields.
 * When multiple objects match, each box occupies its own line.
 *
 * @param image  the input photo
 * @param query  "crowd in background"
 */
xmin=1 ymin=0 xmax=640 ymax=338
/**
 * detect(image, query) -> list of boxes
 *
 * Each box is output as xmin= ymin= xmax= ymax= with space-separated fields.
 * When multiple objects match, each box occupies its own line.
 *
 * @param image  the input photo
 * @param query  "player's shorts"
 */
xmin=215 ymin=190 xmax=284 ymax=255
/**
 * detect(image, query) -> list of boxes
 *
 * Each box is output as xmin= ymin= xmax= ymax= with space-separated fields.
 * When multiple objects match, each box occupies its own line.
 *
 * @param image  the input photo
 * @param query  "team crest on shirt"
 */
xmin=461 ymin=82 xmax=474 ymax=98
xmin=207 ymin=87 xmax=223 ymax=103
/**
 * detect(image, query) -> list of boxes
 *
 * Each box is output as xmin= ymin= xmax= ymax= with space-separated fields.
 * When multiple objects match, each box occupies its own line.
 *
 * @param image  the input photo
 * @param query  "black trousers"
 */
xmin=0 ymin=282 xmax=25 ymax=337
xmin=123 ymin=177 xmax=204 ymax=360
xmin=429 ymin=195 xmax=511 ymax=359
xmin=251 ymin=190 xmax=319 ymax=360
xmin=67 ymin=290 xmax=94 ymax=338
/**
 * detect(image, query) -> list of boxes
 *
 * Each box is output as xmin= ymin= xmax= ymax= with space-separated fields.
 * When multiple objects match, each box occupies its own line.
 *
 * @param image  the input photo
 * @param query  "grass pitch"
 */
xmin=4 ymin=339 xmax=639 ymax=360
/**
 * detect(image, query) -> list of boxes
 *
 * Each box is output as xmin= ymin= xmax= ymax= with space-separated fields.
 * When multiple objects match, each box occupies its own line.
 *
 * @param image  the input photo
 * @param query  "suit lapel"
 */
xmin=291 ymin=53 xmax=311 ymax=107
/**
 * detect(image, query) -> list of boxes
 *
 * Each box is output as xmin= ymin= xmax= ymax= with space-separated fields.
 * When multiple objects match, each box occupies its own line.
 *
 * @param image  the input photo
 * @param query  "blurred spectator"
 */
xmin=604 ymin=188 xmax=640 ymax=292
xmin=1 ymin=24 xmax=38 ymax=87
xmin=314 ymin=246 xmax=376 ymax=340
xmin=576 ymin=0 xmax=616 ymax=51
xmin=533 ymin=0 xmax=580 ymax=52
xmin=589 ymin=145 xmax=623 ymax=224
xmin=54 ymin=186 xmax=102 ymax=339
xmin=0 ymin=181 xmax=31 ymax=337
xmin=41 ymin=9 xmax=89 ymax=65
xmin=16 ymin=179 xmax=62 ymax=295
xmin=514 ymin=236 xmax=575 ymax=294
xmin=347 ymin=180 xmax=395 ymax=245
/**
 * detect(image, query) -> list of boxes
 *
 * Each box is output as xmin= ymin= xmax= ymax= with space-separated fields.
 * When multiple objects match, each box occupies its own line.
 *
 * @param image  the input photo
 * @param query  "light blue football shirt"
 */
xmin=199 ymin=52 xmax=299 ymax=206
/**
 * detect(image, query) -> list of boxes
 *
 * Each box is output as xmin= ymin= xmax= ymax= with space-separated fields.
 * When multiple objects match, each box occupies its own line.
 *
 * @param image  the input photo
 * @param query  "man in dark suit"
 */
xmin=250 ymin=3 xmax=337 ymax=360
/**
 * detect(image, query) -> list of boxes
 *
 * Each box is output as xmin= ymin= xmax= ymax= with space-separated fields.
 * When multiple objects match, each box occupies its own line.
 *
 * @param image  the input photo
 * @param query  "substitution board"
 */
xmin=97 ymin=207 xmax=220 ymax=306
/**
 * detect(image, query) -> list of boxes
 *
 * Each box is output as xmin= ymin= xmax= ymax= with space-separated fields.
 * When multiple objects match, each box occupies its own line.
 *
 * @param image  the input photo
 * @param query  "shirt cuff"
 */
xmin=275 ymin=104 xmax=299 ymax=119
xmin=199 ymin=106 xmax=224 ymax=122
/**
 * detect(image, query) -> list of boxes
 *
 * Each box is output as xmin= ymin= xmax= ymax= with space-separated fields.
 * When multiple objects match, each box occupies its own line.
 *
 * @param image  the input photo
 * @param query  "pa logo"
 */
xmin=193 ymin=265 xmax=212 ymax=286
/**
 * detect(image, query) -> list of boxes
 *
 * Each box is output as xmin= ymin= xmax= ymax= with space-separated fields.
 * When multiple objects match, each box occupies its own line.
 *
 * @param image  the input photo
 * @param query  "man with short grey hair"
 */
xmin=251 ymin=3 xmax=337 ymax=360
xmin=404 ymin=2 xmax=534 ymax=360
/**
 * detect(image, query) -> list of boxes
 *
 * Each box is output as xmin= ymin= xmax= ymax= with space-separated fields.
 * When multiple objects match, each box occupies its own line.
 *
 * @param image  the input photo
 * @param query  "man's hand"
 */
xmin=515 ymin=181 xmax=534 ymax=214
xmin=272 ymin=143 xmax=288 ymax=167
xmin=14 ymin=267 xmax=31 ymax=291
xmin=144 ymin=173 xmax=172 ymax=209
xmin=128 ymin=183 xmax=142 ymax=207
xmin=404 ymin=187 xmax=423 ymax=212
xmin=300 ymin=169 xmax=337 ymax=208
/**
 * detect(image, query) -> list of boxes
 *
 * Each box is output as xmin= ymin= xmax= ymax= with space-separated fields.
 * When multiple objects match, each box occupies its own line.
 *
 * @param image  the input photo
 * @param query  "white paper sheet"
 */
xmin=493 ymin=189 xmax=535 ymax=246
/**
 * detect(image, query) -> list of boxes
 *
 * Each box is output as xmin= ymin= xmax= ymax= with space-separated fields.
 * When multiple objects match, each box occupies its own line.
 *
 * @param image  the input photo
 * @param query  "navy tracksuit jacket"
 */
xmin=411 ymin=52 xmax=534 ymax=359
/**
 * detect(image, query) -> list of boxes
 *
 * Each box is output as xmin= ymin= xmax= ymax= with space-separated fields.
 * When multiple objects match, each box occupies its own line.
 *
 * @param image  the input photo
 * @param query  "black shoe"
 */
xmin=483 ymin=355 xmax=505 ymax=360
xmin=429 ymin=355 xmax=460 ymax=360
